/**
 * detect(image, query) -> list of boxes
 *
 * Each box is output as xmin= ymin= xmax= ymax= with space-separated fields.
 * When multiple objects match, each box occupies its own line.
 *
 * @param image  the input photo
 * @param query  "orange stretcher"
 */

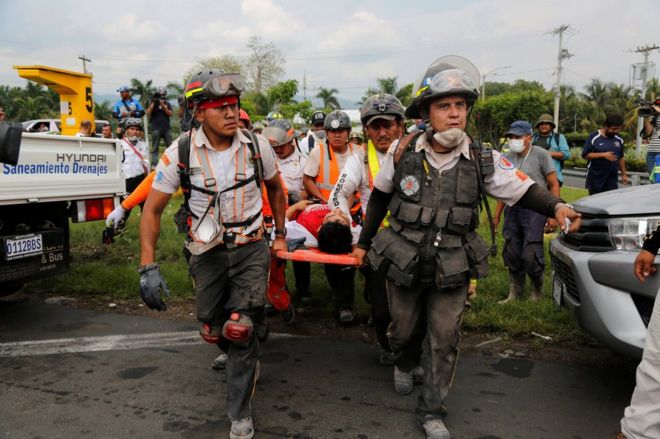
xmin=275 ymin=248 xmax=359 ymax=266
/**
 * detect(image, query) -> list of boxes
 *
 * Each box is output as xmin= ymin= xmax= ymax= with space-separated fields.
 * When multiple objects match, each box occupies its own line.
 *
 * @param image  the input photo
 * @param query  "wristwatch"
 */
xmin=274 ymin=228 xmax=286 ymax=239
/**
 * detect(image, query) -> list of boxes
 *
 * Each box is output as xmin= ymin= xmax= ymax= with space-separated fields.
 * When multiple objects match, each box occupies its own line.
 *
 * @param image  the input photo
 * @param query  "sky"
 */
xmin=0 ymin=0 xmax=658 ymax=107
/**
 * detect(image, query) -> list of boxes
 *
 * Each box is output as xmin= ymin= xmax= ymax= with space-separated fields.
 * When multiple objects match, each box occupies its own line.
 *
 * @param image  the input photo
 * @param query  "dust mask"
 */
xmin=431 ymin=128 xmax=467 ymax=150
xmin=508 ymin=138 xmax=525 ymax=153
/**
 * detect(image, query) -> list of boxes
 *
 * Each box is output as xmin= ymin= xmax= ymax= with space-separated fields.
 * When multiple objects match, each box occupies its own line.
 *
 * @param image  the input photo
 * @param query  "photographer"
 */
xmin=146 ymin=86 xmax=173 ymax=168
xmin=642 ymin=99 xmax=660 ymax=175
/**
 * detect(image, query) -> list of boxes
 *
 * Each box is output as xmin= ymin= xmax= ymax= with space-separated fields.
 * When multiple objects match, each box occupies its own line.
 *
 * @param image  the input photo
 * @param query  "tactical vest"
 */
xmin=367 ymin=150 xmax=490 ymax=290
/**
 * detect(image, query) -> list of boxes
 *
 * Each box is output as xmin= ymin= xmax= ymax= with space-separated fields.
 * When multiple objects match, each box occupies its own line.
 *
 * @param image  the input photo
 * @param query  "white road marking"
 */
xmin=0 ymin=331 xmax=201 ymax=357
xmin=0 ymin=331 xmax=298 ymax=358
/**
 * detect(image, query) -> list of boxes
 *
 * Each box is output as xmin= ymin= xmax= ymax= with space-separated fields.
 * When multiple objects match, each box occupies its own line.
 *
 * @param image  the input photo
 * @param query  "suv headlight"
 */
xmin=609 ymin=217 xmax=660 ymax=251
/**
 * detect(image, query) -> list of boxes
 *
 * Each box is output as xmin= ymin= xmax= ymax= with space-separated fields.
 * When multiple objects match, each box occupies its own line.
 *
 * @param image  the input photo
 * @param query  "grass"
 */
xmin=23 ymin=188 xmax=595 ymax=345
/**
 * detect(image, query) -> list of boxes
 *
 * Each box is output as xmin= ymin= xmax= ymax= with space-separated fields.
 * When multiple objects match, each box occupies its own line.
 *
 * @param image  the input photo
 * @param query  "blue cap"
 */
xmin=505 ymin=120 xmax=532 ymax=137
xmin=117 ymin=85 xmax=130 ymax=93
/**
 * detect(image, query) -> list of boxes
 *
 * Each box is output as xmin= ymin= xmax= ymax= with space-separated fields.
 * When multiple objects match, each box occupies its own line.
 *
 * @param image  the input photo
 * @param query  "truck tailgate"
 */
xmin=0 ymin=133 xmax=126 ymax=205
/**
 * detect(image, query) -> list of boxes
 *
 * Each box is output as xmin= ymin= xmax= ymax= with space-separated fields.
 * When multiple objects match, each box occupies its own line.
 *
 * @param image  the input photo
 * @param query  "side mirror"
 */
xmin=0 ymin=122 xmax=23 ymax=166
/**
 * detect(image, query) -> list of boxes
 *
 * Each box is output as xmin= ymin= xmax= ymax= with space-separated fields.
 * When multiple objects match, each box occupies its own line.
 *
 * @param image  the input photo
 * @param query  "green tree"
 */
xmin=267 ymin=80 xmax=299 ymax=107
xmin=360 ymin=77 xmax=414 ymax=107
xmin=474 ymin=89 xmax=553 ymax=148
xmin=94 ymin=100 xmax=114 ymax=122
xmin=244 ymin=36 xmax=285 ymax=94
xmin=316 ymin=87 xmax=340 ymax=110
xmin=130 ymin=78 xmax=155 ymax=108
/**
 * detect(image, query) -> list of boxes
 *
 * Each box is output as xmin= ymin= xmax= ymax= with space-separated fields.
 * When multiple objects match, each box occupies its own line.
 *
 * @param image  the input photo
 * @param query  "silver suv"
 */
xmin=550 ymin=184 xmax=660 ymax=359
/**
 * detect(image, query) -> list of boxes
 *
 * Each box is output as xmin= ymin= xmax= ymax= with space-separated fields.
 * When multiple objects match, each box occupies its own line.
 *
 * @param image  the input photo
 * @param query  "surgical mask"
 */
xmin=128 ymin=135 xmax=140 ymax=143
xmin=508 ymin=139 xmax=525 ymax=153
xmin=315 ymin=130 xmax=326 ymax=140
xmin=194 ymin=215 xmax=221 ymax=244
xmin=431 ymin=128 xmax=467 ymax=150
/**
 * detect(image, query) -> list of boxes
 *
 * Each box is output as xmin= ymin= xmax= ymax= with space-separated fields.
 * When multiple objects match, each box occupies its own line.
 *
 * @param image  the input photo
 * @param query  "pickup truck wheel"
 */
xmin=0 ymin=282 xmax=25 ymax=297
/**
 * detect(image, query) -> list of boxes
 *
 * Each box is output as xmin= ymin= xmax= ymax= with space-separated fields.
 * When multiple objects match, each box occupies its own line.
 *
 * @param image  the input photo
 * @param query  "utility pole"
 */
xmin=630 ymin=44 xmax=659 ymax=153
xmin=550 ymin=25 xmax=573 ymax=133
xmin=480 ymin=66 xmax=511 ymax=101
xmin=303 ymin=70 xmax=308 ymax=102
xmin=78 ymin=55 xmax=91 ymax=74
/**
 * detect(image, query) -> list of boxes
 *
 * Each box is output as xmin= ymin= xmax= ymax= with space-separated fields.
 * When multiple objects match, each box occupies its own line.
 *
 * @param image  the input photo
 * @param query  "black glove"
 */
xmin=138 ymin=263 xmax=170 ymax=311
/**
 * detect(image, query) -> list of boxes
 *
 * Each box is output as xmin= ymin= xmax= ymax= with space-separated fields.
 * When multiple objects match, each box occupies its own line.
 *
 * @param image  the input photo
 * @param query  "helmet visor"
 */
xmin=427 ymin=69 xmax=478 ymax=96
xmin=204 ymin=74 xmax=244 ymax=98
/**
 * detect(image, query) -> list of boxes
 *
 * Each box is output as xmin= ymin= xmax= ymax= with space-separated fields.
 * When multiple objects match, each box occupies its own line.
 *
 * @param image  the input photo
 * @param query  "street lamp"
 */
xmin=480 ymin=66 xmax=511 ymax=101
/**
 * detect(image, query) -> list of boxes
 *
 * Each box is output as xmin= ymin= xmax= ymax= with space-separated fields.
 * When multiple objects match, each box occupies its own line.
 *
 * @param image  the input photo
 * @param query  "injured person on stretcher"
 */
xmin=281 ymin=200 xmax=361 ymax=254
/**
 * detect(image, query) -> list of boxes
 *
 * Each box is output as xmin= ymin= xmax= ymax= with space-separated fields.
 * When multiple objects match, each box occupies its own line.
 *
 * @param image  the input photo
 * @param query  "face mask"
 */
xmin=128 ymin=135 xmax=140 ymax=143
xmin=315 ymin=130 xmax=326 ymax=140
xmin=508 ymin=138 xmax=525 ymax=153
xmin=431 ymin=128 xmax=467 ymax=150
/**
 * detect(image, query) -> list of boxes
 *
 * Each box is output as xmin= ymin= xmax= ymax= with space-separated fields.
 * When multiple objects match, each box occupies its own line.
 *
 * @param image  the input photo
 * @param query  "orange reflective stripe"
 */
xmin=120 ymin=171 xmax=155 ymax=210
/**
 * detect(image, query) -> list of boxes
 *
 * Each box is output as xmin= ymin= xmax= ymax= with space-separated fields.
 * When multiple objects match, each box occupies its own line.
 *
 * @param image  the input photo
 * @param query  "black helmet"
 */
xmin=184 ymin=69 xmax=225 ymax=105
xmin=262 ymin=119 xmax=295 ymax=147
xmin=311 ymin=111 xmax=326 ymax=126
xmin=360 ymin=93 xmax=405 ymax=126
xmin=406 ymin=55 xmax=480 ymax=119
xmin=156 ymin=86 xmax=167 ymax=97
xmin=324 ymin=110 xmax=351 ymax=131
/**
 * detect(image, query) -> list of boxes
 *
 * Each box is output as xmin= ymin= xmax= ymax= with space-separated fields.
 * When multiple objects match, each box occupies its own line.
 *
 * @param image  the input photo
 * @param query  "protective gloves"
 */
xmin=138 ymin=263 xmax=170 ymax=311
xmin=105 ymin=205 xmax=128 ymax=230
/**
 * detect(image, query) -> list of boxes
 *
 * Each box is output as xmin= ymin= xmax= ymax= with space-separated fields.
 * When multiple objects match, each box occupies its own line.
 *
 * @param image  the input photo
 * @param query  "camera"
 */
xmin=638 ymin=98 xmax=660 ymax=118
xmin=152 ymin=92 xmax=162 ymax=105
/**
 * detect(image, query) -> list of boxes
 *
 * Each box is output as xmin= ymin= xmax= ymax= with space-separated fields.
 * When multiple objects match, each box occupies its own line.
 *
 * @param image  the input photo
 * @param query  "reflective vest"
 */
xmin=316 ymin=143 xmax=361 ymax=215
xmin=365 ymin=140 xmax=389 ymax=227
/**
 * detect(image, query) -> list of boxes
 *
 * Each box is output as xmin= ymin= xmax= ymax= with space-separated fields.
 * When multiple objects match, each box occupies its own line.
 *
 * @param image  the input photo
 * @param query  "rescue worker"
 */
xmin=238 ymin=109 xmax=252 ymax=130
xmin=303 ymin=110 xmax=358 ymax=323
xmin=329 ymin=94 xmax=424 ymax=390
xmin=351 ymin=55 xmax=581 ymax=439
xmin=299 ymin=110 xmax=326 ymax=156
xmin=262 ymin=119 xmax=312 ymax=304
xmin=120 ymin=117 xmax=149 ymax=204
xmin=532 ymin=114 xmax=570 ymax=188
xmin=348 ymin=130 xmax=363 ymax=148
xmin=493 ymin=120 xmax=560 ymax=303
xmin=138 ymin=72 xmax=286 ymax=439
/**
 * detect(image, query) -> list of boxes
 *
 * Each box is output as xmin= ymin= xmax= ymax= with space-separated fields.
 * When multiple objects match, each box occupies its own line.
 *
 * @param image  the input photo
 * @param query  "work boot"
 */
xmin=339 ymin=309 xmax=354 ymax=324
xmin=211 ymin=350 xmax=228 ymax=370
xmin=281 ymin=303 xmax=295 ymax=324
xmin=229 ymin=416 xmax=254 ymax=439
xmin=530 ymin=275 xmax=543 ymax=301
xmin=394 ymin=366 xmax=414 ymax=395
xmin=422 ymin=419 xmax=451 ymax=439
xmin=498 ymin=272 xmax=525 ymax=304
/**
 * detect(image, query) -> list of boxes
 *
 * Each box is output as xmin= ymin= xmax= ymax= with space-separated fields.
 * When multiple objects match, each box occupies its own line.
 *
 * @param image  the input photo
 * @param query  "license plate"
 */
xmin=4 ymin=234 xmax=44 ymax=261
xmin=552 ymin=274 xmax=564 ymax=308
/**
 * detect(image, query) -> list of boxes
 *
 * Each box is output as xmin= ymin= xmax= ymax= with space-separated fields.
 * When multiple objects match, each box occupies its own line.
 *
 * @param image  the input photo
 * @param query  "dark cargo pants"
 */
xmin=502 ymin=205 xmax=546 ymax=278
xmin=189 ymin=238 xmax=270 ymax=421
xmin=387 ymin=280 xmax=468 ymax=424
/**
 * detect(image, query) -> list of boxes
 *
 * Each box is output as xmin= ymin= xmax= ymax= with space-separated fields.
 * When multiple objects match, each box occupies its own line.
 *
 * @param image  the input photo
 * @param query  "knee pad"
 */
xmin=222 ymin=312 xmax=254 ymax=346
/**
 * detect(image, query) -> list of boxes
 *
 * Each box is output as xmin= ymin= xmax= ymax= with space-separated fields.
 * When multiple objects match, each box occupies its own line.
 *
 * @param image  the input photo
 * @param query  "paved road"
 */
xmin=0 ymin=299 xmax=637 ymax=439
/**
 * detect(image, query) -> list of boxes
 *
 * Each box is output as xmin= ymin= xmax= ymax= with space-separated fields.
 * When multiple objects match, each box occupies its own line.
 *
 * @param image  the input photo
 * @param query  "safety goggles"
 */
xmin=203 ymin=73 xmax=244 ymax=98
xmin=417 ymin=69 xmax=477 ymax=97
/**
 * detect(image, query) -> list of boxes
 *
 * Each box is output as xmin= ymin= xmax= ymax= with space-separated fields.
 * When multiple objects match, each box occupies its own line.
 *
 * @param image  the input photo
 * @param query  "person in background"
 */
xmin=582 ymin=114 xmax=628 ymax=195
xmin=146 ymin=86 xmax=173 ymax=168
xmin=532 ymin=113 xmax=570 ymax=188
xmin=76 ymin=120 xmax=92 ymax=137
xmin=493 ymin=120 xmax=559 ymax=303
xmin=101 ymin=124 xmax=114 ymax=139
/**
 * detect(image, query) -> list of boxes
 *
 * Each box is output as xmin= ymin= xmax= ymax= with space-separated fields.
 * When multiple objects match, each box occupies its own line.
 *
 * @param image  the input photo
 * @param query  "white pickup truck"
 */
xmin=0 ymin=127 xmax=125 ymax=294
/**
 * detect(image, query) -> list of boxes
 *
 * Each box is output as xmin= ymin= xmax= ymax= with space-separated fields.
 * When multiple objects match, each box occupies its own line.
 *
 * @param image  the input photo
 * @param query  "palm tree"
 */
xmin=166 ymin=81 xmax=184 ymax=99
xmin=130 ymin=78 xmax=155 ymax=108
xmin=94 ymin=101 xmax=114 ymax=121
xmin=316 ymin=87 xmax=340 ymax=110
xmin=359 ymin=77 xmax=414 ymax=107
xmin=13 ymin=96 xmax=51 ymax=121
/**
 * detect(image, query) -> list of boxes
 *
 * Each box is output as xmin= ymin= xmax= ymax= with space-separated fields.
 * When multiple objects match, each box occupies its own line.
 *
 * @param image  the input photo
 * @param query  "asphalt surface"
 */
xmin=0 ymin=299 xmax=637 ymax=439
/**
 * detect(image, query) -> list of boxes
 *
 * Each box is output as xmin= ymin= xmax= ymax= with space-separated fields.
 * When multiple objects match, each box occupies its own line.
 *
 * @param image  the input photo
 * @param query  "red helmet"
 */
xmin=239 ymin=109 xmax=251 ymax=123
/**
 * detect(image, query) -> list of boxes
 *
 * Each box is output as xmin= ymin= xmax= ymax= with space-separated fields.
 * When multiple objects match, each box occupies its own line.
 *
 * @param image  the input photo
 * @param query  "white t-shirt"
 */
xmin=121 ymin=138 xmax=149 ymax=179
xmin=277 ymin=149 xmax=307 ymax=194
xmin=329 ymin=146 xmax=386 ymax=217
